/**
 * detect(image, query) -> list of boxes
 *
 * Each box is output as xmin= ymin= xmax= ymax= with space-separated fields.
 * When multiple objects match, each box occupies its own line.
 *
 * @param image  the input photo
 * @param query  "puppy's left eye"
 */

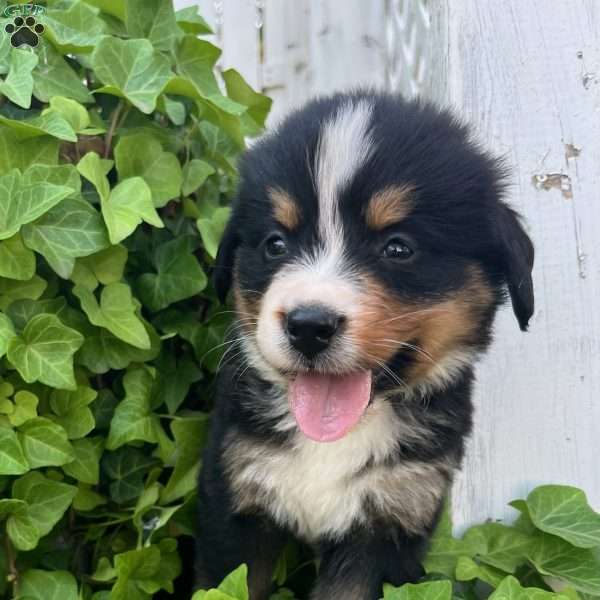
xmin=264 ymin=234 xmax=288 ymax=259
xmin=382 ymin=238 xmax=414 ymax=260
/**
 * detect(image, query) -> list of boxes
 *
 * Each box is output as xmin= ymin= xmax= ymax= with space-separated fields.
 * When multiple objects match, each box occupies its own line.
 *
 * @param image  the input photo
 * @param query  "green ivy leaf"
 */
xmin=62 ymin=437 xmax=104 ymax=484
xmin=84 ymin=0 xmax=125 ymax=20
xmin=115 ymin=133 xmax=183 ymax=207
xmin=0 ymin=498 xmax=27 ymax=520
xmin=0 ymin=275 xmax=47 ymax=311
xmin=88 ymin=244 xmax=129 ymax=283
xmin=103 ymin=177 xmax=164 ymax=244
xmin=0 ymin=111 xmax=76 ymax=142
xmin=0 ymin=129 xmax=59 ymax=176
xmin=382 ymin=580 xmax=453 ymax=600
xmin=74 ymin=283 xmax=150 ymax=349
xmin=9 ymin=472 xmax=77 ymax=550
xmin=32 ymin=40 xmax=92 ymax=104
xmin=527 ymin=533 xmax=600 ymax=595
xmin=159 ymin=94 xmax=186 ymax=125
xmin=193 ymin=591 xmax=236 ymax=600
xmin=50 ymin=385 xmax=97 ymax=439
xmin=174 ymin=35 xmax=221 ymax=97
xmin=462 ymin=523 xmax=532 ymax=573
xmin=72 ymin=244 xmax=128 ymax=290
xmin=7 ymin=314 xmax=84 ymax=390
xmin=161 ymin=414 xmax=208 ymax=504
xmin=18 ymin=417 xmax=75 ymax=468
xmin=77 ymin=151 xmax=112 ymax=197
xmin=136 ymin=235 xmax=207 ymax=312
xmin=106 ymin=367 xmax=161 ymax=450
xmin=197 ymin=121 xmax=238 ymax=173
xmin=92 ymin=37 xmax=172 ymax=113
xmin=43 ymin=1 xmax=106 ymax=53
xmin=153 ymin=351 xmax=201 ymax=414
xmin=197 ymin=206 xmax=231 ymax=259
xmin=524 ymin=485 xmax=600 ymax=549
xmin=133 ymin=481 xmax=160 ymax=523
xmin=5 ymin=511 xmax=38 ymax=551
xmin=72 ymin=482 xmax=107 ymax=511
xmin=0 ymin=312 xmax=15 ymax=357
xmin=77 ymin=323 xmax=159 ymax=374
xmin=6 ymin=390 xmax=38 ymax=427
xmin=0 ymin=425 xmax=28 ymax=475
xmin=0 ymin=234 xmax=36 ymax=280
xmin=102 ymin=447 xmax=159 ymax=504
xmin=28 ymin=162 xmax=81 ymax=193
xmin=175 ymin=6 xmax=213 ymax=35
xmin=455 ymin=556 xmax=507 ymax=587
xmin=182 ymin=159 xmax=215 ymax=196
xmin=190 ymin=312 xmax=232 ymax=372
xmin=0 ymin=48 xmax=38 ymax=109
xmin=0 ymin=167 xmax=76 ymax=241
xmin=45 ymin=96 xmax=91 ymax=133
xmin=219 ymin=564 xmax=250 ymax=600
xmin=112 ymin=545 xmax=161 ymax=600
xmin=19 ymin=569 xmax=78 ymax=600
xmin=222 ymin=68 xmax=272 ymax=136
xmin=92 ymin=556 xmax=117 ymax=583
xmin=147 ymin=538 xmax=182 ymax=594
xmin=22 ymin=196 xmax=110 ymax=278
xmin=193 ymin=564 xmax=250 ymax=600
xmin=91 ymin=388 xmax=118 ymax=431
xmin=165 ymin=75 xmax=246 ymax=148
xmin=5 ymin=297 xmax=67 ymax=331
xmin=124 ymin=0 xmax=180 ymax=51
xmin=488 ymin=575 xmax=568 ymax=600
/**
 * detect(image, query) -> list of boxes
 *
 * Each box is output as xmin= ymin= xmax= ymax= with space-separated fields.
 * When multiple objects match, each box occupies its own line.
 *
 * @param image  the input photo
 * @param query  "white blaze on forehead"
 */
xmin=315 ymin=99 xmax=374 ymax=246
xmin=254 ymin=100 xmax=375 ymax=375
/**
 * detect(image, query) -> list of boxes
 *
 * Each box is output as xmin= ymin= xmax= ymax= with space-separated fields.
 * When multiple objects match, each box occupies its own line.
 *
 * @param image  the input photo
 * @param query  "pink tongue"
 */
xmin=289 ymin=371 xmax=372 ymax=442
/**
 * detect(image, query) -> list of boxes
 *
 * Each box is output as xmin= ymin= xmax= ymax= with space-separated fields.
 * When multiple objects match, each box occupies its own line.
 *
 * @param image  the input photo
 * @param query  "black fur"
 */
xmin=196 ymin=91 xmax=534 ymax=599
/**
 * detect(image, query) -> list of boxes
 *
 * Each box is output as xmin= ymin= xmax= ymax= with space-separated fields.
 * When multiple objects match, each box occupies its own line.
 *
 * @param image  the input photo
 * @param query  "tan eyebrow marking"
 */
xmin=268 ymin=187 xmax=301 ymax=230
xmin=365 ymin=184 xmax=415 ymax=230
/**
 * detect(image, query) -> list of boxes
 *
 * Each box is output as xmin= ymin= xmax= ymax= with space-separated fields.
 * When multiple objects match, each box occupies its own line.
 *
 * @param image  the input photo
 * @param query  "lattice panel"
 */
xmin=384 ymin=0 xmax=431 ymax=96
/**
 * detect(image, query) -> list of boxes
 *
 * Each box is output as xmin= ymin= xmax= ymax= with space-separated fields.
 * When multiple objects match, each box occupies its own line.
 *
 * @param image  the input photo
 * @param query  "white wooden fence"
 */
xmin=175 ymin=0 xmax=600 ymax=529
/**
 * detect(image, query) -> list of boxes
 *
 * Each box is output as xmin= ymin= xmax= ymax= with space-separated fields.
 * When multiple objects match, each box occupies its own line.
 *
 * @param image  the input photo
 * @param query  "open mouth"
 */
xmin=288 ymin=370 xmax=373 ymax=443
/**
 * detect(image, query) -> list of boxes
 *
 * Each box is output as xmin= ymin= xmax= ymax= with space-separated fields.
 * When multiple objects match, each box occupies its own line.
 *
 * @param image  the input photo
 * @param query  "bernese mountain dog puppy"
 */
xmin=196 ymin=91 xmax=534 ymax=600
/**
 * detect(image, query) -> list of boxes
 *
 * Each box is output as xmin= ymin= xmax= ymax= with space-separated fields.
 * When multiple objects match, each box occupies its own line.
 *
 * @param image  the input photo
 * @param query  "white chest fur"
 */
xmin=224 ymin=399 xmax=450 ymax=541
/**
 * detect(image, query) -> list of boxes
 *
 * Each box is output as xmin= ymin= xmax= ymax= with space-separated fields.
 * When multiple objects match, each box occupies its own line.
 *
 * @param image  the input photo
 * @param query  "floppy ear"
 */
xmin=213 ymin=216 xmax=240 ymax=304
xmin=494 ymin=204 xmax=535 ymax=331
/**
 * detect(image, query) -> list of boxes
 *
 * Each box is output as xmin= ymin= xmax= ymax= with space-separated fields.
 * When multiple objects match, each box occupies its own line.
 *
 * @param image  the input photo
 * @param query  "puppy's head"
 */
xmin=214 ymin=92 xmax=534 ymax=442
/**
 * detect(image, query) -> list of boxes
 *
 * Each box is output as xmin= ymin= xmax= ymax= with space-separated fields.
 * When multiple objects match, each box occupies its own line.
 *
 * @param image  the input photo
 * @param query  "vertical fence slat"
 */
xmin=220 ymin=1 xmax=261 ymax=89
xmin=308 ymin=0 xmax=386 ymax=95
xmin=263 ymin=0 xmax=312 ymax=125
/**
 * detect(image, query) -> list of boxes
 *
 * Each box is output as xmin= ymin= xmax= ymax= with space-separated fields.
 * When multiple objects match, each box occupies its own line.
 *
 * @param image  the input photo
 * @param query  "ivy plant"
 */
xmin=0 ymin=0 xmax=270 ymax=598
xmin=195 ymin=485 xmax=600 ymax=600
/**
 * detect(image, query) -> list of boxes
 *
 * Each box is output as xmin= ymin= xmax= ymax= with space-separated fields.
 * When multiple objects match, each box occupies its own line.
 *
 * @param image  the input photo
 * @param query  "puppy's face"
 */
xmin=215 ymin=94 xmax=534 ymax=442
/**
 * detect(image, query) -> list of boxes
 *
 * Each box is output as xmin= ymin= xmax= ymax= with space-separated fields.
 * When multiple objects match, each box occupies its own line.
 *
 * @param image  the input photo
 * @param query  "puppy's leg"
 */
xmin=195 ymin=511 xmax=286 ymax=600
xmin=310 ymin=530 xmax=428 ymax=600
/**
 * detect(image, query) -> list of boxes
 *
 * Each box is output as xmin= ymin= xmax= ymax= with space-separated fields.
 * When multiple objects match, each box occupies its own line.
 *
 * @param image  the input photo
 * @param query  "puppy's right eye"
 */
xmin=264 ymin=234 xmax=288 ymax=260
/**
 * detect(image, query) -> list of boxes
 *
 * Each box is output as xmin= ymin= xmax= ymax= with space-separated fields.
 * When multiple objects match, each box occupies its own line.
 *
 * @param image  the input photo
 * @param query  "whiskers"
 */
xmin=372 ymin=339 xmax=435 ymax=363
xmin=197 ymin=316 xmax=257 ymax=379
xmin=365 ymin=352 xmax=411 ymax=392
xmin=365 ymin=306 xmax=450 ymax=327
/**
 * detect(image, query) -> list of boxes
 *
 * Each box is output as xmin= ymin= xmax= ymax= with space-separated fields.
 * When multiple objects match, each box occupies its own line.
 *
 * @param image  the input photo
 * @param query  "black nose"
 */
xmin=285 ymin=306 xmax=343 ymax=359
